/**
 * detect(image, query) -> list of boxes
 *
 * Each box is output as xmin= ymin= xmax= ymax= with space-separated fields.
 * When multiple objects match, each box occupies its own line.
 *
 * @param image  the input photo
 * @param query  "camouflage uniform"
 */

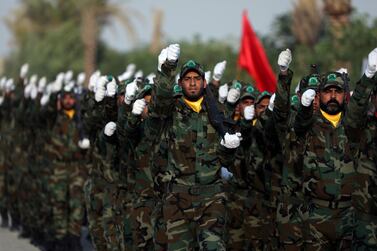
xmin=292 ymin=73 xmax=375 ymax=250
xmin=43 ymin=94 xmax=86 ymax=244
xmin=152 ymin=60 xmax=236 ymax=250
xmin=351 ymin=76 xmax=377 ymax=250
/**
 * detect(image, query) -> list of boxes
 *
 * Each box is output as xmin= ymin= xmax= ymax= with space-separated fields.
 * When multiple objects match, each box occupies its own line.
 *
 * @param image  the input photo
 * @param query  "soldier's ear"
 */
xmin=203 ymin=79 xmax=207 ymax=88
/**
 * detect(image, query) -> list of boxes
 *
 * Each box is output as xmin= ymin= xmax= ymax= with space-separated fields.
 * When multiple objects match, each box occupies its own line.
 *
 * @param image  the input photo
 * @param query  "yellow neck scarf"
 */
xmin=320 ymin=109 xmax=342 ymax=128
xmin=252 ymin=119 xmax=257 ymax=126
xmin=183 ymin=97 xmax=203 ymax=113
xmin=64 ymin=109 xmax=75 ymax=120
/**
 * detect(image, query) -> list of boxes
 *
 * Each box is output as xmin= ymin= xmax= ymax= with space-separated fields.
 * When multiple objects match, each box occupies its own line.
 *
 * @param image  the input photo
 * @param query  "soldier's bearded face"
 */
xmin=319 ymin=87 xmax=345 ymax=115
xmin=61 ymin=93 xmax=76 ymax=110
xmin=256 ymin=97 xmax=270 ymax=118
xmin=179 ymin=71 xmax=206 ymax=101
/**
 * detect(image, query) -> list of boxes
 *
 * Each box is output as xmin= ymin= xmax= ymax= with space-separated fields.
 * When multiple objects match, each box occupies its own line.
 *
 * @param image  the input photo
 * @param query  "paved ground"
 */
xmin=0 ymin=217 xmax=94 ymax=251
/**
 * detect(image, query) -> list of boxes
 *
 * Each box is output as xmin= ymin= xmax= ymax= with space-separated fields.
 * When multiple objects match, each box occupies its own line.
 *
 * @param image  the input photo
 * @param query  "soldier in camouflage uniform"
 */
xmin=292 ymin=60 xmax=376 ymax=250
xmin=152 ymin=44 xmax=241 ymax=250
xmin=351 ymin=48 xmax=377 ymax=250
xmin=221 ymin=83 xmax=258 ymax=250
xmin=43 ymin=88 xmax=88 ymax=251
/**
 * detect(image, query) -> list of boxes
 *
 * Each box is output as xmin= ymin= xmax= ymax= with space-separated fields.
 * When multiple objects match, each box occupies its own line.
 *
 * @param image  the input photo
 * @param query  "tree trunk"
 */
xmin=81 ymin=7 xmax=98 ymax=87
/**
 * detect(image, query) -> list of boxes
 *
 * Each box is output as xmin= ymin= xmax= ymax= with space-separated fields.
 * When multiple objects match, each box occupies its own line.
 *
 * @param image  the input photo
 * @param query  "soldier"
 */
xmin=152 ymin=44 xmax=242 ymax=250
xmin=352 ymin=48 xmax=377 ymax=250
xmin=43 ymin=86 xmax=89 ymax=251
xmin=292 ymin=48 xmax=377 ymax=250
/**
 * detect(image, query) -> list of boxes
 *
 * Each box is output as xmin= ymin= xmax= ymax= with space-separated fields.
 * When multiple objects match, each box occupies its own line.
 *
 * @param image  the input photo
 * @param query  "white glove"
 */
xmin=29 ymin=75 xmax=38 ymax=86
xmin=365 ymin=48 xmax=377 ymax=78
xmin=220 ymin=132 xmax=242 ymax=149
xmin=243 ymin=105 xmax=255 ymax=121
xmin=268 ymin=93 xmax=276 ymax=111
xmin=95 ymin=76 xmax=107 ymax=102
xmin=89 ymin=71 xmax=100 ymax=92
xmin=146 ymin=73 xmax=156 ymax=84
xmin=220 ymin=167 xmax=233 ymax=181
xmin=167 ymin=44 xmax=180 ymax=62
xmin=218 ymin=84 xmax=229 ymax=104
xmin=205 ymin=71 xmax=211 ymax=83
xmin=213 ymin=60 xmax=227 ymax=81
xmin=132 ymin=99 xmax=147 ymax=115
xmin=119 ymin=64 xmax=136 ymax=81
xmin=78 ymin=138 xmax=90 ymax=149
xmin=5 ymin=79 xmax=15 ymax=92
xmin=0 ymin=96 xmax=4 ymax=106
xmin=106 ymin=78 xmax=117 ymax=97
xmin=278 ymin=48 xmax=292 ymax=71
xmin=125 ymin=79 xmax=139 ymax=104
xmin=301 ymin=89 xmax=316 ymax=107
xmin=38 ymin=77 xmax=47 ymax=93
xmin=64 ymin=81 xmax=75 ymax=92
xmin=227 ymin=88 xmax=240 ymax=104
xmin=336 ymin=68 xmax=348 ymax=75
xmin=158 ymin=47 xmax=168 ymax=72
xmin=40 ymin=94 xmax=50 ymax=106
xmin=104 ymin=122 xmax=117 ymax=136
xmin=77 ymin=72 xmax=86 ymax=86
xmin=30 ymin=84 xmax=38 ymax=100
xmin=24 ymin=84 xmax=32 ymax=98
xmin=135 ymin=70 xmax=143 ymax=79
xmin=64 ymin=70 xmax=73 ymax=84
xmin=0 ymin=77 xmax=6 ymax=89
xmin=20 ymin=63 xmax=29 ymax=79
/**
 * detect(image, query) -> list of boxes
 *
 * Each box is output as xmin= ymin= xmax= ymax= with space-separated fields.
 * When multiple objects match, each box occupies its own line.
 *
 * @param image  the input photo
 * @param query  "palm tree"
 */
xmin=323 ymin=0 xmax=352 ymax=39
xmin=291 ymin=0 xmax=323 ymax=47
xmin=76 ymin=0 xmax=142 ymax=86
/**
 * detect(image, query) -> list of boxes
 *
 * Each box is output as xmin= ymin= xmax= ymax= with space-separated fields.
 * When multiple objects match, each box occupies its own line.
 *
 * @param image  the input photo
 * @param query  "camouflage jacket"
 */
xmin=292 ymin=74 xmax=376 ymax=202
xmin=151 ymin=63 xmax=236 ymax=186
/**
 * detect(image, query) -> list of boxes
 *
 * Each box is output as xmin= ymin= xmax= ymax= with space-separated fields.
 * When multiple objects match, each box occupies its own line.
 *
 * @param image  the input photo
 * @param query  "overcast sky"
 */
xmin=1 ymin=0 xmax=377 ymax=57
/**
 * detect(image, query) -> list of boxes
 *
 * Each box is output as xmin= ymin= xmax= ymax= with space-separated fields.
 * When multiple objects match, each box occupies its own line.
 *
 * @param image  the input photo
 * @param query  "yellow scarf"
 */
xmin=64 ymin=109 xmax=75 ymax=120
xmin=183 ymin=97 xmax=203 ymax=113
xmin=252 ymin=119 xmax=257 ymax=126
xmin=320 ymin=109 xmax=342 ymax=128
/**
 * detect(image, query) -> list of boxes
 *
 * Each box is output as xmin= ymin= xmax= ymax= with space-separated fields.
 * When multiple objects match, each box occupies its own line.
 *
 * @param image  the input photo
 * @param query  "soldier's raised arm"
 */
xmin=345 ymin=48 xmax=377 ymax=129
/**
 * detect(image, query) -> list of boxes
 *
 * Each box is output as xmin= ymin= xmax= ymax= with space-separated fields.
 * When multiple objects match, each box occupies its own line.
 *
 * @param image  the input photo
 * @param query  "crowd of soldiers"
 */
xmin=0 ymin=44 xmax=376 ymax=251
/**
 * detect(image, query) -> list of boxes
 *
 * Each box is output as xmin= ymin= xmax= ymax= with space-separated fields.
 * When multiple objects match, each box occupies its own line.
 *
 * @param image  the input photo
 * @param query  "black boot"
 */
xmin=53 ymin=238 xmax=70 ymax=251
xmin=67 ymin=234 xmax=82 ymax=251
xmin=10 ymin=216 xmax=20 ymax=231
xmin=0 ymin=209 xmax=8 ymax=228
xmin=20 ymin=225 xmax=33 ymax=238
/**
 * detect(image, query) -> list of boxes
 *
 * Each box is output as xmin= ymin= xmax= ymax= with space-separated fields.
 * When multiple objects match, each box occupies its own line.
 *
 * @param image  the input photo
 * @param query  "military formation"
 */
xmin=0 ymin=44 xmax=376 ymax=251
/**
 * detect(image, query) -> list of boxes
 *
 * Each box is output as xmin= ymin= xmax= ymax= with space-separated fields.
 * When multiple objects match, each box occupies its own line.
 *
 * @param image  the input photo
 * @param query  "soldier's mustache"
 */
xmin=327 ymin=99 xmax=339 ymax=106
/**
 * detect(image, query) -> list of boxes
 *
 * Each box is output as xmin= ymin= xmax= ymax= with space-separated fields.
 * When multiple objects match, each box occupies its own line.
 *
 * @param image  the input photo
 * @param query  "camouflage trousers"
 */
xmin=83 ymin=175 xmax=108 ymax=251
xmin=276 ymin=197 xmax=308 ymax=251
xmin=352 ymin=211 xmax=377 ymax=250
xmin=50 ymin=160 xmax=86 ymax=240
xmin=152 ymin=200 xmax=168 ymax=251
xmin=6 ymin=147 xmax=27 ymax=227
xmin=130 ymin=197 xmax=156 ymax=250
xmin=162 ymin=183 xmax=228 ymax=251
xmin=102 ymin=183 xmax=128 ymax=251
xmin=305 ymin=198 xmax=354 ymax=251
xmin=244 ymin=191 xmax=275 ymax=251
xmin=226 ymin=188 xmax=247 ymax=251
xmin=0 ymin=154 xmax=7 ymax=213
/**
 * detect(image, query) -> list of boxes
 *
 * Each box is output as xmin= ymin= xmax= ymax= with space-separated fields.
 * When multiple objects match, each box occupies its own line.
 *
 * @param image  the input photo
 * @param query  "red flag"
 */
xmin=238 ymin=10 xmax=276 ymax=93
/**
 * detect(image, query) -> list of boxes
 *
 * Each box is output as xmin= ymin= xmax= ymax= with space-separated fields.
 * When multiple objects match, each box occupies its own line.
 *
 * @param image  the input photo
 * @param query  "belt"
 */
xmin=167 ymin=183 xmax=224 ymax=195
xmin=311 ymin=198 xmax=352 ymax=209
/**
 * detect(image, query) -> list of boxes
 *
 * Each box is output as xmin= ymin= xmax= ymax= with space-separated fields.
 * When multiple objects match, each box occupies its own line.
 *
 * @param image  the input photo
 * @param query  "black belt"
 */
xmin=311 ymin=198 xmax=352 ymax=209
xmin=167 ymin=183 xmax=225 ymax=195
